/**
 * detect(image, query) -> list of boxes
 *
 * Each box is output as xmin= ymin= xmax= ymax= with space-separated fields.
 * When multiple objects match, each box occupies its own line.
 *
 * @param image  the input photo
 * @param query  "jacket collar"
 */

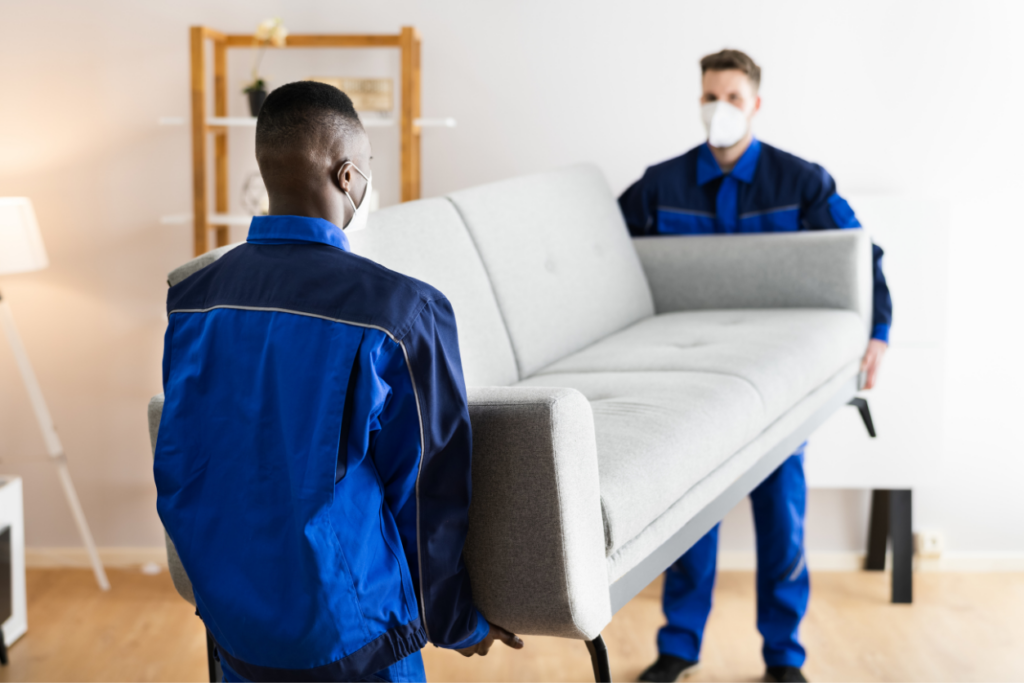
xmin=697 ymin=138 xmax=762 ymax=186
xmin=246 ymin=215 xmax=351 ymax=252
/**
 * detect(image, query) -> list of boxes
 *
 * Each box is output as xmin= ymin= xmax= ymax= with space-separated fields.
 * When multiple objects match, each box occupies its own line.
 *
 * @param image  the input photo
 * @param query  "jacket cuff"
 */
xmin=444 ymin=609 xmax=490 ymax=650
xmin=871 ymin=323 xmax=890 ymax=344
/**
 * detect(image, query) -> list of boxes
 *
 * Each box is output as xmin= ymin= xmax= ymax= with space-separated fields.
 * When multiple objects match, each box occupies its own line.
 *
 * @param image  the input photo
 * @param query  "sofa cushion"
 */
xmin=536 ymin=309 xmax=867 ymax=424
xmin=349 ymin=198 xmax=519 ymax=387
xmin=518 ymin=370 xmax=764 ymax=554
xmin=447 ymin=164 xmax=655 ymax=378
xmin=520 ymin=308 xmax=866 ymax=554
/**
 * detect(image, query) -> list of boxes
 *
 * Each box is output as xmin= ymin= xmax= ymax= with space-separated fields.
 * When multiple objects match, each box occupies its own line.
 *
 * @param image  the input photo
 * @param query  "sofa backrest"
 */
xmin=447 ymin=164 xmax=654 ymax=378
xmin=349 ymin=198 xmax=519 ymax=387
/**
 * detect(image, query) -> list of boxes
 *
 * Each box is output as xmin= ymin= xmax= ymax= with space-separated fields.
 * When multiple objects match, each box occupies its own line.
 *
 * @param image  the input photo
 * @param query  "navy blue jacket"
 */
xmin=154 ymin=215 xmax=488 ymax=682
xmin=619 ymin=140 xmax=892 ymax=341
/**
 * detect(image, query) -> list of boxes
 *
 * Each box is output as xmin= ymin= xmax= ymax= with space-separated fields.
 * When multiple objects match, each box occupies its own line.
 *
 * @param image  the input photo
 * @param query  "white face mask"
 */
xmin=701 ymin=101 xmax=750 ymax=149
xmin=340 ymin=162 xmax=372 ymax=232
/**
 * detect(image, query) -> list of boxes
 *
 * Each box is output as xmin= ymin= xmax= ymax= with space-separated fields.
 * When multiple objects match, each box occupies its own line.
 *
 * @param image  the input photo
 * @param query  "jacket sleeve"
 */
xmin=618 ymin=172 xmax=657 ymax=236
xmin=372 ymin=297 xmax=489 ymax=650
xmin=801 ymin=165 xmax=893 ymax=342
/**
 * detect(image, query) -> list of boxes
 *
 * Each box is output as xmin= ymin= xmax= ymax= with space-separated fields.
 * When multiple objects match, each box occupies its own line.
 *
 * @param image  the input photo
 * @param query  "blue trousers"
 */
xmin=221 ymin=650 xmax=426 ymax=682
xmin=658 ymin=453 xmax=809 ymax=668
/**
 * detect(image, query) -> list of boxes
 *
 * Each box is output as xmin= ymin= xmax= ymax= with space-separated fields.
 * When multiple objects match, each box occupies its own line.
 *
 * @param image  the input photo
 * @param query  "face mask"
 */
xmin=701 ymin=101 xmax=749 ymax=149
xmin=340 ymin=162 xmax=372 ymax=232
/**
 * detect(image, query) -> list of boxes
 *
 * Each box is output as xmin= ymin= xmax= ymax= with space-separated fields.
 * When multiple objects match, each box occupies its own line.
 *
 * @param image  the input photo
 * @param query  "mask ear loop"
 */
xmin=338 ymin=161 xmax=367 ymax=213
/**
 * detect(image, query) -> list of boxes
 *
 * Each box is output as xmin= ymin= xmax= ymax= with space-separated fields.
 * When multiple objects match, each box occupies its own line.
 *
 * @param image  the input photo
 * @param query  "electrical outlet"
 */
xmin=914 ymin=530 xmax=944 ymax=559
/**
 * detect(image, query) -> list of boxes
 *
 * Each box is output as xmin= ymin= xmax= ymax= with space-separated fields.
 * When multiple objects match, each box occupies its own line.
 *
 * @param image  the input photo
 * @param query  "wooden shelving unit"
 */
xmin=189 ymin=25 xmax=422 ymax=256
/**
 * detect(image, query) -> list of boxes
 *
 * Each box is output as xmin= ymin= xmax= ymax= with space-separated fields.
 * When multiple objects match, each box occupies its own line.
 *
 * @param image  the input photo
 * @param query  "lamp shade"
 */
xmin=0 ymin=197 xmax=49 ymax=275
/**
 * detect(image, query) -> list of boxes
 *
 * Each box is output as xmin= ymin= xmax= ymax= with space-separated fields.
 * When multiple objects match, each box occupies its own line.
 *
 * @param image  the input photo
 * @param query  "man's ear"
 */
xmin=335 ymin=161 xmax=354 ymax=194
xmin=752 ymin=94 xmax=762 ymax=116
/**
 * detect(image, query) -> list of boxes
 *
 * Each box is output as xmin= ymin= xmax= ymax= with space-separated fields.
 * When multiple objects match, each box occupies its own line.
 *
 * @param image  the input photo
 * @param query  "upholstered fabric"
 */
xmin=633 ymin=230 xmax=874 ymax=336
xmin=349 ymin=199 xmax=518 ymax=387
xmin=167 ymin=243 xmax=241 ymax=287
xmin=448 ymin=164 xmax=655 ymax=378
xmin=463 ymin=386 xmax=609 ymax=639
xmin=147 ymin=394 xmax=195 ymax=605
xmin=517 ymin=371 xmax=763 ymax=555
xmin=522 ymin=309 xmax=865 ymax=554
xmin=605 ymin=362 xmax=859 ymax=582
xmin=537 ymin=309 xmax=867 ymax=423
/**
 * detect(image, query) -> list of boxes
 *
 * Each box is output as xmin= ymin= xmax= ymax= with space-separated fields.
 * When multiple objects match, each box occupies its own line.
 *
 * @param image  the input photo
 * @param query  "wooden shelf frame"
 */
xmin=189 ymin=25 xmax=422 ymax=256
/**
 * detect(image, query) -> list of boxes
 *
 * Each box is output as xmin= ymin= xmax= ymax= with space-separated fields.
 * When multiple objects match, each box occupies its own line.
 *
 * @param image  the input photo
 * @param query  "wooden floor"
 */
xmin=1 ymin=569 xmax=1022 ymax=682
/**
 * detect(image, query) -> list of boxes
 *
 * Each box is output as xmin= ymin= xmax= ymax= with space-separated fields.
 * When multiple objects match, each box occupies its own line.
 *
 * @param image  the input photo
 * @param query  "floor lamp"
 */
xmin=0 ymin=197 xmax=109 ymax=591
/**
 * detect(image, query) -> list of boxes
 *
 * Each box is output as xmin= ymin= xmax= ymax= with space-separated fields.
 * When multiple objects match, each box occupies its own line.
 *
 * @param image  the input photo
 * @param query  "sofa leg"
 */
xmin=848 ymin=397 xmax=877 ymax=437
xmin=206 ymin=628 xmax=223 ymax=682
xmin=585 ymin=635 xmax=612 ymax=682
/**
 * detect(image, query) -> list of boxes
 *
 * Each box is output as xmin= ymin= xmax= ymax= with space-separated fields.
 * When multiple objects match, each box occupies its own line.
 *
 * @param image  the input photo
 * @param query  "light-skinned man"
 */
xmin=619 ymin=50 xmax=892 ymax=683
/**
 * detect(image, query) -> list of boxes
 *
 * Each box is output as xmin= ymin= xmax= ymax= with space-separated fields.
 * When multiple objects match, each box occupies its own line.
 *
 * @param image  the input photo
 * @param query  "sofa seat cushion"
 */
xmin=519 ymin=309 xmax=866 ymax=555
xmin=535 ymin=309 xmax=866 ymax=424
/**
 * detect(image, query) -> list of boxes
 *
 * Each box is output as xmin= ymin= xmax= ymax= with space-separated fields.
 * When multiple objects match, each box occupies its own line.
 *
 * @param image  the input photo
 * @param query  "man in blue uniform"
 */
xmin=154 ymin=82 xmax=523 ymax=682
xmin=621 ymin=50 xmax=892 ymax=683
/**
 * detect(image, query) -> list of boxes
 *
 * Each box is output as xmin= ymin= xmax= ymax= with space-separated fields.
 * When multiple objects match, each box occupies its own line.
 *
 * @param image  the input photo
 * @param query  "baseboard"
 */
xmin=718 ymin=550 xmax=1024 ymax=572
xmin=26 ymin=547 xmax=168 ymax=568
xmin=24 ymin=547 xmax=1024 ymax=572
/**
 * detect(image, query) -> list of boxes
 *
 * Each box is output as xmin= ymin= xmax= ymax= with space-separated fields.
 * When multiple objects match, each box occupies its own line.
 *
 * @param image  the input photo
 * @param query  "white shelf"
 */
xmin=160 ymin=213 xmax=254 ymax=226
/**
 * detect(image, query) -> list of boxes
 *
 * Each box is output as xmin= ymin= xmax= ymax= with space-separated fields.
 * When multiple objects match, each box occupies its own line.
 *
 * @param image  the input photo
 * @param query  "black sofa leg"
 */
xmin=848 ymin=397 xmax=877 ymax=437
xmin=206 ymin=628 xmax=223 ymax=682
xmin=585 ymin=635 xmax=612 ymax=682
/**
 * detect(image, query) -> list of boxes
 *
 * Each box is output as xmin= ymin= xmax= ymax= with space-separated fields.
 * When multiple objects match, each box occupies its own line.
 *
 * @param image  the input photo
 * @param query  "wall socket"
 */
xmin=914 ymin=529 xmax=945 ymax=558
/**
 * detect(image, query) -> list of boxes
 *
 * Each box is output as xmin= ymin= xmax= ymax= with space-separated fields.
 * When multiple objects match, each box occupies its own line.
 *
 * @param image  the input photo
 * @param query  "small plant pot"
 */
xmin=247 ymin=88 xmax=268 ymax=117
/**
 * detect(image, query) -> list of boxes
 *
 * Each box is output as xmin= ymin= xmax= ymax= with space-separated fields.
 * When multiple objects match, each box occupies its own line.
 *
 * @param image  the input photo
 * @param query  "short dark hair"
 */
xmin=700 ymin=49 xmax=761 ymax=91
xmin=255 ymin=81 xmax=363 ymax=154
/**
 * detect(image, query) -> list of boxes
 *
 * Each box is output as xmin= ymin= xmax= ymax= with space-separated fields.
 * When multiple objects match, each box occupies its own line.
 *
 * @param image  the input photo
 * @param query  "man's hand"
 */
xmin=860 ymin=339 xmax=888 ymax=390
xmin=456 ymin=622 xmax=524 ymax=657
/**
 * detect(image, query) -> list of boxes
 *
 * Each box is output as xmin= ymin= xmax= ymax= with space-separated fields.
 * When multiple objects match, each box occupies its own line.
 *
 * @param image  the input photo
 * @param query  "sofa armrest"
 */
xmin=633 ymin=230 xmax=873 ymax=328
xmin=148 ymin=394 xmax=196 ymax=605
xmin=167 ymin=242 xmax=243 ymax=286
xmin=463 ymin=386 xmax=610 ymax=640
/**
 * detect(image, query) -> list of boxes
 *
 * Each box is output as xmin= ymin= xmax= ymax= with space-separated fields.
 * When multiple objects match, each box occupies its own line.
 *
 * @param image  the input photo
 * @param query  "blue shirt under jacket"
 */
xmin=154 ymin=215 xmax=489 ymax=682
xmin=619 ymin=140 xmax=892 ymax=342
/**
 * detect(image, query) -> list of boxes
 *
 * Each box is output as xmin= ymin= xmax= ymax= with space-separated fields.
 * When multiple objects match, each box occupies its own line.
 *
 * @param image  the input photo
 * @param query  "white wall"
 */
xmin=1 ymin=0 xmax=1022 ymax=557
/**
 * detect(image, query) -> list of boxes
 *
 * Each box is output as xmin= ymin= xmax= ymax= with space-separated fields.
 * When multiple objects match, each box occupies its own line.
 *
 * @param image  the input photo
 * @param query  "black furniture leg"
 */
xmin=0 ymin=627 xmax=8 ymax=666
xmin=206 ymin=628 xmax=222 ymax=682
xmin=890 ymin=489 xmax=913 ymax=603
xmin=848 ymin=397 xmax=877 ymax=437
xmin=865 ymin=489 xmax=889 ymax=571
xmin=585 ymin=635 xmax=612 ymax=682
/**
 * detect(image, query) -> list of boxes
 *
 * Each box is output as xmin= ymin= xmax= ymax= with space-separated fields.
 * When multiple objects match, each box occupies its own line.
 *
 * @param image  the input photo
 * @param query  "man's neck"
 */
xmin=709 ymin=132 xmax=754 ymax=174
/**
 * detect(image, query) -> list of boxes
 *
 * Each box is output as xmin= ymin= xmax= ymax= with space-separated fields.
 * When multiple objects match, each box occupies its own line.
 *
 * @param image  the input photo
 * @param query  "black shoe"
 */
xmin=638 ymin=654 xmax=699 ymax=682
xmin=764 ymin=666 xmax=807 ymax=683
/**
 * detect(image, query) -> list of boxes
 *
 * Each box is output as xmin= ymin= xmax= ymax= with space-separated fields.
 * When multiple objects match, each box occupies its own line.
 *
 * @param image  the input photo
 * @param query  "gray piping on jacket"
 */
xmin=657 ymin=206 xmax=716 ymax=218
xmin=738 ymin=204 xmax=800 ymax=219
xmin=168 ymin=303 xmax=434 ymax=643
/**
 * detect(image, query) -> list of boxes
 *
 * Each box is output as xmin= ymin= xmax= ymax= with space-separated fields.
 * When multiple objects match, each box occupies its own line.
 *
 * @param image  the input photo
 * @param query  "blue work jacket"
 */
xmin=619 ymin=139 xmax=893 ymax=342
xmin=154 ymin=215 xmax=488 ymax=682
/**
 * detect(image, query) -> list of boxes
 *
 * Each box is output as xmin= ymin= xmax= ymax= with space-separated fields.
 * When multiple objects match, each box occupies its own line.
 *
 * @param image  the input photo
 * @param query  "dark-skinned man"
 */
xmin=621 ymin=50 xmax=892 ymax=683
xmin=154 ymin=81 xmax=522 ymax=683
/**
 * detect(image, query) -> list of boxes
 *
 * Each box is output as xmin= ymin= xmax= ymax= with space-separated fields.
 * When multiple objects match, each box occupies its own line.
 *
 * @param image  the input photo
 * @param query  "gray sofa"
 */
xmin=148 ymin=164 xmax=872 ymax=681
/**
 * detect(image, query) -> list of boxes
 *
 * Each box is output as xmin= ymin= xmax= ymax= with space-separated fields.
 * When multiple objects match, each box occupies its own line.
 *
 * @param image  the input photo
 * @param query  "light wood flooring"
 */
xmin=1 ymin=568 xmax=1021 ymax=682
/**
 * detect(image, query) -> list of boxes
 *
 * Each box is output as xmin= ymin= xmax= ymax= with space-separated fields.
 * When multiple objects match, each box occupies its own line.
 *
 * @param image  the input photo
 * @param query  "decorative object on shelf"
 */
xmin=307 ymin=78 xmax=394 ymax=119
xmin=241 ymin=172 xmax=269 ymax=216
xmin=0 ymin=198 xmax=109 ymax=592
xmin=189 ymin=25 xmax=423 ymax=256
xmin=242 ymin=18 xmax=288 ymax=116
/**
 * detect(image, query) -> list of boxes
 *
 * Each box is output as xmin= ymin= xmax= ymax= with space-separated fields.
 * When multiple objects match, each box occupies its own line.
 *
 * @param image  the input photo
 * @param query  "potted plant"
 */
xmin=243 ymin=18 xmax=288 ymax=116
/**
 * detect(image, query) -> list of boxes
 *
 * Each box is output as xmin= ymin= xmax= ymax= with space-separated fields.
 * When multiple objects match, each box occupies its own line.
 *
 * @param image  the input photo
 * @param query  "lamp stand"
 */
xmin=0 ymin=289 xmax=109 ymax=591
